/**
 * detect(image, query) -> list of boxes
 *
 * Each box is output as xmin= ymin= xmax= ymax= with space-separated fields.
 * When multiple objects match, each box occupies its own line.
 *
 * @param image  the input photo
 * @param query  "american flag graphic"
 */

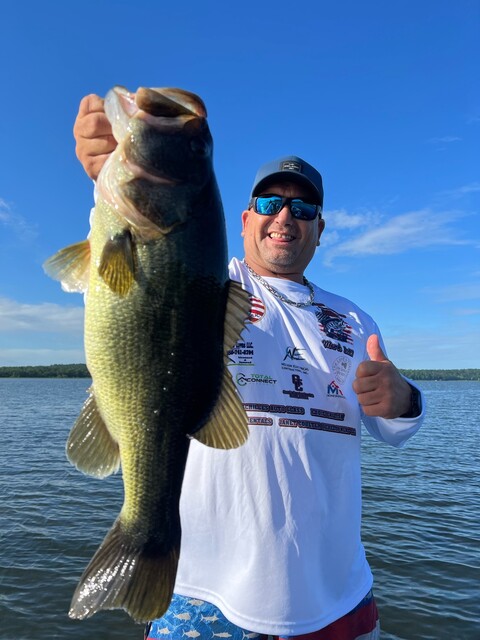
xmin=249 ymin=295 xmax=266 ymax=323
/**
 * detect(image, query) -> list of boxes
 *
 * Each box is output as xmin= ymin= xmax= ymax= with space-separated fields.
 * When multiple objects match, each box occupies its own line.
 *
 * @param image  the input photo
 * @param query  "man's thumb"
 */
xmin=366 ymin=334 xmax=388 ymax=362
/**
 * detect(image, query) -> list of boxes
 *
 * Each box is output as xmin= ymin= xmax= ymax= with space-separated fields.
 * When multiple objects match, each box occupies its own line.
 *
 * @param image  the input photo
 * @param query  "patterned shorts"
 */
xmin=145 ymin=591 xmax=380 ymax=640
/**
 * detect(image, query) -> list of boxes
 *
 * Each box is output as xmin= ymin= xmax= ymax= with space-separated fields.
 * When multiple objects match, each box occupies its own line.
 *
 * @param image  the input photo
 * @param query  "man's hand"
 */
xmin=73 ymin=94 xmax=117 ymax=180
xmin=353 ymin=334 xmax=412 ymax=419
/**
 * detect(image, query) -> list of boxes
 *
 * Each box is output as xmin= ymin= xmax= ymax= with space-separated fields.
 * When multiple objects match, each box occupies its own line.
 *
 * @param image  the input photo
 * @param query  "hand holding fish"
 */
xmin=353 ymin=334 xmax=413 ymax=419
xmin=73 ymin=94 xmax=116 ymax=180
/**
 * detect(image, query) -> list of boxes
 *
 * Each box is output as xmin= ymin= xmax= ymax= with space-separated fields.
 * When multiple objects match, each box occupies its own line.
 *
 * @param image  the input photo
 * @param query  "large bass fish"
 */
xmin=44 ymin=86 xmax=250 ymax=622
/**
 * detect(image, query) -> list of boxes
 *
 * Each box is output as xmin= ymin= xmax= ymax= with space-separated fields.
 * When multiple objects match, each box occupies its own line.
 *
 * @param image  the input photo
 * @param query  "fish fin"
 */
xmin=98 ymin=230 xmax=136 ymax=296
xmin=43 ymin=240 xmax=90 ymax=293
xmin=68 ymin=519 xmax=178 ymax=623
xmin=192 ymin=366 xmax=248 ymax=449
xmin=223 ymin=279 xmax=252 ymax=351
xmin=192 ymin=280 xmax=251 ymax=450
xmin=66 ymin=392 xmax=121 ymax=478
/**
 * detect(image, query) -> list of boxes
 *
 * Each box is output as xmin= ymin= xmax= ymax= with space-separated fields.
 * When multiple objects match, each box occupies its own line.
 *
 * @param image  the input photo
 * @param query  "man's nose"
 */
xmin=274 ymin=204 xmax=294 ymax=224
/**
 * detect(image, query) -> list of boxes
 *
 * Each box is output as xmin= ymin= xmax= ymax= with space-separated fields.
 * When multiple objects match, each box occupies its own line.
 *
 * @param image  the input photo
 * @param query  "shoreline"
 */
xmin=0 ymin=364 xmax=479 ymax=381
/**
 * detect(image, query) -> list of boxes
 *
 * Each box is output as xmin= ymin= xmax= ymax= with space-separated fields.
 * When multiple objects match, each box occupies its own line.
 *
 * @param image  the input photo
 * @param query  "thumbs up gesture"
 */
xmin=353 ymin=335 xmax=412 ymax=419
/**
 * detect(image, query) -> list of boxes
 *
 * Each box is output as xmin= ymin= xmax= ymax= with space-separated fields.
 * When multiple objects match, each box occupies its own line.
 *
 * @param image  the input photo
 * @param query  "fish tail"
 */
xmin=69 ymin=518 xmax=179 ymax=622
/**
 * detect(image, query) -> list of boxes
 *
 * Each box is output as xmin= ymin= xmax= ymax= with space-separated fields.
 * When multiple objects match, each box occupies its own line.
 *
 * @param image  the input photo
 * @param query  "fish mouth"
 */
xmin=105 ymin=86 xmax=207 ymax=144
xmin=99 ymin=86 xmax=212 ymax=239
xmin=135 ymin=87 xmax=207 ymax=118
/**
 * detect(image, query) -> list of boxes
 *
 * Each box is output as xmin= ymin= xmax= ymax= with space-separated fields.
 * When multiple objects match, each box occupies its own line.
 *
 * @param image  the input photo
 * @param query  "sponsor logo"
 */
xmin=283 ymin=347 xmax=306 ymax=362
xmin=310 ymin=408 xmax=345 ymax=421
xmin=327 ymin=380 xmax=344 ymax=398
xmin=292 ymin=374 xmax=304 ymax=391
xmin=283 ymin=389 xmax=314 ymax=400
xmin=282 ymin=347 xmax=310 ymax=374
xmin=227 ymin=340 xmax=255 ymax=366
xmin=236 ymin=372 xmax=277 ymax=386
xmin=281 ymin=160 xmax=302 ymax=172
xmin=332 ymin=355 xmax=351 ymax=384
xmin=282 ymin=374 xmax=314 ymax=400
xmin=248 ymin=416 xmax=273 ymax=426
xmin=278 ymin=418 xmax=356 ymax=436
xmin=243 ymin=402 xmax=305 ymax=415
xmin=314 ymin=303 xmax=353 ymax=344
xmin=249 ymin=295 xmax=266 ymax=323
xmin=282 ymin=362 xmax=310 ymax=375
xmin=322 ymin=339 xmax=354 ymax=358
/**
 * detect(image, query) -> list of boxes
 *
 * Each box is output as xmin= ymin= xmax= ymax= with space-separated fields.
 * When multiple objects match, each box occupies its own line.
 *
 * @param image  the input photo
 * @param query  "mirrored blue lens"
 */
xmin=290 ymin=199 xmax=318 ymax=220
xmin=256 ymin=196 xmax=283 ymax=215
xmin=254 ymin=196 xmax=318 ymax=220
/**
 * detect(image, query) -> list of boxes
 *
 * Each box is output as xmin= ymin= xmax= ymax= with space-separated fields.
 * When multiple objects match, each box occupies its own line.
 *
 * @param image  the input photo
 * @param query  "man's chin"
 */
xmin=264 ymin=253 xmax=297 ymax=269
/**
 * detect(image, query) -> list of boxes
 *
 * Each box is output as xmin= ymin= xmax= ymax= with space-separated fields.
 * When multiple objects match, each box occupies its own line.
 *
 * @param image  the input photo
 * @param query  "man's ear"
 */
xmin=317 ymin=218 xmax=326 ymax=246
xmin=241 ymin=209 xmax=250 ymax=237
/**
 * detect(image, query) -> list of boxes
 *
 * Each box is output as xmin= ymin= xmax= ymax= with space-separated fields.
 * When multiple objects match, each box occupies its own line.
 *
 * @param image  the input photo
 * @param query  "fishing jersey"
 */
xmin=174 ymin=257 xmax=424 ymax=636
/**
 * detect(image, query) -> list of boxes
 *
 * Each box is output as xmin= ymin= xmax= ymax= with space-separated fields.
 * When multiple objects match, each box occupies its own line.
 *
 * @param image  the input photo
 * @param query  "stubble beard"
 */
xmin=261 ymin=245 xmax=299 ymax=271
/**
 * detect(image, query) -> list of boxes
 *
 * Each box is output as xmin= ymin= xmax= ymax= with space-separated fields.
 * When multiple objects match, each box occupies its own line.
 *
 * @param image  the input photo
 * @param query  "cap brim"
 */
xmin=253 ymin=172 xmax=322 ymax=204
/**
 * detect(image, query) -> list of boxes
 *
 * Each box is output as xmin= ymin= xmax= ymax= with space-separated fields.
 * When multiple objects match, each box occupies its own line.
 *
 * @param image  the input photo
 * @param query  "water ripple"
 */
xmin=1 ymin=379 xmax=479 ymax=639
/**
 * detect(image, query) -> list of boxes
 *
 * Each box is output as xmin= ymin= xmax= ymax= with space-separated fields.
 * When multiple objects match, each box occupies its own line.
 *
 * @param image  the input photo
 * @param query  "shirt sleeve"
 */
xmin=361 ymin=378 xmax=425 ymax=448
xmin=360 ymin=321 xmax=425 ymax=448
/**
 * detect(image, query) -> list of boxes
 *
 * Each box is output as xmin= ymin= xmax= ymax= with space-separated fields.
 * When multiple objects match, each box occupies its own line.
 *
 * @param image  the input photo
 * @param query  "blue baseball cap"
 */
xmin=250 ymin=155 xmax=324 ymax=206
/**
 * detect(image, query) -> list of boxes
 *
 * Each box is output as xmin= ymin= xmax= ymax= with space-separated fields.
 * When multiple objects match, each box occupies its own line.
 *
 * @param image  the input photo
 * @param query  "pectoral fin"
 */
xmin=192 ymin=280 xmax=251 ymax=450
xmin=192 ymin=365 xmax=249 ymax=449
xmin=43 ymin=240 xmax=90 ymax=293
xmin=67 ymin=391 xmax=121 ymax=478
xmin=99 ymin=230 xmax=136 ymax=296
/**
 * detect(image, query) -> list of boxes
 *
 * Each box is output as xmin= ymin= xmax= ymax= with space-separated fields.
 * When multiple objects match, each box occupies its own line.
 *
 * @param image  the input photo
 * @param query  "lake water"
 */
xmin=0 ymin=379 xmax=479 ymax=639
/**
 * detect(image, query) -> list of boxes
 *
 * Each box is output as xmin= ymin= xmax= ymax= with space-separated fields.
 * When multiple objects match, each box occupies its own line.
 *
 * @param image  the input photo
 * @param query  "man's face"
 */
xmin=241 ymin=181 xmax=325 ymax=282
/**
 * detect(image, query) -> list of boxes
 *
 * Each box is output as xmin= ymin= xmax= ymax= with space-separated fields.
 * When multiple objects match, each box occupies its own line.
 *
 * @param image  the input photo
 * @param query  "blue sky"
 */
xmin=1 ymin=0 xmax=478 ymax=369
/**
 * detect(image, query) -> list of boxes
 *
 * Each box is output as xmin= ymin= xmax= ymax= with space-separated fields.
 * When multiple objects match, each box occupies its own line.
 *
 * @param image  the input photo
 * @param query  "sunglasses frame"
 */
xmin=249 ymin=195 xmax=322 ymax=221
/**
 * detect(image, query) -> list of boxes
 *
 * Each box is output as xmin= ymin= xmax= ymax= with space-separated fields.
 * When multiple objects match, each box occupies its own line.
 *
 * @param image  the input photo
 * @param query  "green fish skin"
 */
xmin=44 ymin=86 xmax=250 ymax=623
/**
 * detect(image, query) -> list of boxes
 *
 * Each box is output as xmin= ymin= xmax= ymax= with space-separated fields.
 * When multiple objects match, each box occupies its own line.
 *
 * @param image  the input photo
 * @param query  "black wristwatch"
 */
xmin=400 ymin=384 xmax=422 ymax=418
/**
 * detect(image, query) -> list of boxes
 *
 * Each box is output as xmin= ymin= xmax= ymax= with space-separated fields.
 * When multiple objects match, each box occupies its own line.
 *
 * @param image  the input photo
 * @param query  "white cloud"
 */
xmin=453 ymin=308 xmax=480 ymax=316
xmin=0 ymin=298 xmax=84 ymax=333
xmin=423 ymin=282 xmax=480 ymax=303
xmin=427 ymin=136 xmax=462 ymax=144
xmin=319 ymin=229 xmax=340 ymax=247
xmin=324 ymin=208 xmax=380 ymax=230
xmin=323 ymin=208 xmax=470 ymax=266
xmin=0 ymin=198 xmax=38 ymax=242
xmin=440 ymin=182 xmax=480 ymax=199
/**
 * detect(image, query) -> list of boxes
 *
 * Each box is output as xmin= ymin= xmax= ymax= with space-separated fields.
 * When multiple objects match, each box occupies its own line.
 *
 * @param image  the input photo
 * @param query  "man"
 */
xmin=74 ymin=95 xmax=424 ymax=640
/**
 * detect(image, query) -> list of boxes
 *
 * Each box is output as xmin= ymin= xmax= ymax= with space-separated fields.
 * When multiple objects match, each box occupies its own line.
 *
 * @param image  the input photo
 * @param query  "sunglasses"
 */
xmin=249 ymin=195 xmax=322 ymax=221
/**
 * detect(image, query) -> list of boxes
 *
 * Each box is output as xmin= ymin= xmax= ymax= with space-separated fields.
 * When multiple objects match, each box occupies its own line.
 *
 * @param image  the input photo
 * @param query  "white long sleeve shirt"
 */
xmin=174 ymin=257 xmax=424 ymax=635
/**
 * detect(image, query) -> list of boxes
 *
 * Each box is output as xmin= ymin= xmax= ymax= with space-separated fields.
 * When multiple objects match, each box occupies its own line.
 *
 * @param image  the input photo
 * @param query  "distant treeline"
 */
xmin=0 ymin=364 xmax=90 ymax=378
xmin=0 ymin=364 xmax=479 ymax=381
xmin=400 ymin=369 xmax=480 ymax=381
